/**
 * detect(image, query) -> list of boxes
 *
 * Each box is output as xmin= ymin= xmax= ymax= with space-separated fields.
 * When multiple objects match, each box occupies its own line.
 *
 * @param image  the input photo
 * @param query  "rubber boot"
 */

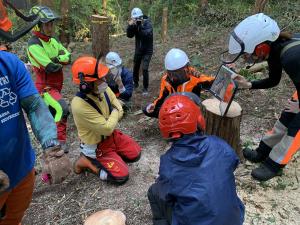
xmin=74 ymin=154 xmax=99 ymax=175
xmin=243 ymin=142 xmax=272 ymax=163
xmin=251 ymin=158 xmax=283 ymax=181
xmin=243 ymin=148 xmax=266 ymax=163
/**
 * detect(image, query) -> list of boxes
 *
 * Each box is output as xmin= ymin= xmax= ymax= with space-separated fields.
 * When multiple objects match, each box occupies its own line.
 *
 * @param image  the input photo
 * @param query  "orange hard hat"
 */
xmin=71 ymin=56 xmax=109 ymax=84
xmin=0 ymin=1 xmax=12 ymax=31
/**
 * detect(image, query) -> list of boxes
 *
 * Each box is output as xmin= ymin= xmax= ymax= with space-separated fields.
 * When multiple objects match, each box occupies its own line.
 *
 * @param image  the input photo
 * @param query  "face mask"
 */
xmin=97 ymin=82 xmax=108 ymax=93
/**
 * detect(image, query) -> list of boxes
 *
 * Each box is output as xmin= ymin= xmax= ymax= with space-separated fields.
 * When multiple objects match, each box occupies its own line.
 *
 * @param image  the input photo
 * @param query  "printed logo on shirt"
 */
xmin=0 ymin=75 xmax=19 ymax=123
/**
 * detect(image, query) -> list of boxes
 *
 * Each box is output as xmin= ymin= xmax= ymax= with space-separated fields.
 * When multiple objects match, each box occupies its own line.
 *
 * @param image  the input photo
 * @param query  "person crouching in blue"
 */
xmin=147 ymin=92 xmax=245 ymax=225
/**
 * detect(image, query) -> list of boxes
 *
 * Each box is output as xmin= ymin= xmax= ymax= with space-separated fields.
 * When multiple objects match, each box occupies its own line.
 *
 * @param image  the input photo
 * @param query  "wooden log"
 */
xmin=202 ymin=98 xmax=243 ymax=159
xmin=161 ymin=7 xmax=168 ymax=43
xmin=91 ymin=15 xmax=109 ymax=58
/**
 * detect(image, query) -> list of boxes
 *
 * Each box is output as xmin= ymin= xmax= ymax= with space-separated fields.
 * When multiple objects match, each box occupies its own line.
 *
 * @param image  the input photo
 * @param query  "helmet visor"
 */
xmin=220 ymin=31 xmax=245 ymax=64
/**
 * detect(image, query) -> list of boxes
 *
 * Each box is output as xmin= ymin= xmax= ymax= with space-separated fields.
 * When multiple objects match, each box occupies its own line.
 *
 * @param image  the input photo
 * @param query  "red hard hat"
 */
xmin=71 ymin=56 xmax=109 ymax=84
xmin=159 ymin=94 xmax=206 ymax=139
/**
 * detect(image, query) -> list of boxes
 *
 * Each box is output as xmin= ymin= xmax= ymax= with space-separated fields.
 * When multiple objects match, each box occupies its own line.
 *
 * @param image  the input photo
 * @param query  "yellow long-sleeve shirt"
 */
xmin=71 ymin=87 xmax=123 ymax=145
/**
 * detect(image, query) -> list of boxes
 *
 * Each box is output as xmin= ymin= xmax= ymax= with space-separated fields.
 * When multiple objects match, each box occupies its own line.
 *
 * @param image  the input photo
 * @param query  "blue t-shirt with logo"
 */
xmin=0 ymin=51 xmax=38 ymax=189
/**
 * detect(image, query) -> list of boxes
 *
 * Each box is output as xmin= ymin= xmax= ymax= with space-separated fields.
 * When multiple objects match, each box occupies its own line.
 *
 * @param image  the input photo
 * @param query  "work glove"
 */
xmin=115 ymin=76 xmax=125 ymax=93
xmin=232 ymin=74 xmax=252 ymax=89
xmin=42 ymin=145 xmax=72 ymax=184
xmin=0 ymin=170 xmax=9 ymax=195
xmin=51 ymin=57 xmax=60 ymax=64
xmin=285 ymin=99 xmax=300 ymax=114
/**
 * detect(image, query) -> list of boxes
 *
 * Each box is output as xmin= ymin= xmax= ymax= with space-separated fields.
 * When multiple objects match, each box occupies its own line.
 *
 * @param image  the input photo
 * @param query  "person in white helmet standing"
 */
xmin=143 ymin=48 xmax=214 ymax=118
xmin=222 ymin=13 xmax=300 ymax=181
xmin=105 ymin=52 xmax=134 ymax=110
xmin=127 ymin=7 xmax=153 ymax=95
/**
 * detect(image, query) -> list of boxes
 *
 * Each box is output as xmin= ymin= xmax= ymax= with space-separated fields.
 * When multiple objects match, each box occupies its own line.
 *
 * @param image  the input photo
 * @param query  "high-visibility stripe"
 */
xmin=280 ymin=131 xmax=300 ymax=164
xmin=292 ymin=91 xmax=298 ymax=100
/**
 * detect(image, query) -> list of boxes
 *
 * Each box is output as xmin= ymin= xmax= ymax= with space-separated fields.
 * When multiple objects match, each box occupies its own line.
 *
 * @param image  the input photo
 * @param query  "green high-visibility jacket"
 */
xmin=27 ymin=35 xmax=70 ymax=72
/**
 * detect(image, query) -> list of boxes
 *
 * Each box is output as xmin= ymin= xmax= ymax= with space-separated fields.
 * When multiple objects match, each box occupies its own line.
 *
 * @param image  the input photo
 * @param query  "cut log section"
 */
xmin=202 ymin=98 xmax=243 ymax=159
xmin=91 ymin=15 xmax=109 ymax=58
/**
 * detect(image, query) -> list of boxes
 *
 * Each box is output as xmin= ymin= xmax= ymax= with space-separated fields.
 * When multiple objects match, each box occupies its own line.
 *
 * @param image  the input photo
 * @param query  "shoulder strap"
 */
xmin=76 ymin=92 xmax=103 ymax=115
xmin=104 ymin=91 xmax=112 ymax=114
xmin=280 ymin=39 xmax=300 ymax=58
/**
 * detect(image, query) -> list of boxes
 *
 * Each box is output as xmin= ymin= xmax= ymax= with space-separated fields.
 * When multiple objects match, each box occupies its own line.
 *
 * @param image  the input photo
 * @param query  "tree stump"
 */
xmin=91 ymin=15 xmax=109 ymax=58
xmin=202 ymin=98 xmax=243 ymax=159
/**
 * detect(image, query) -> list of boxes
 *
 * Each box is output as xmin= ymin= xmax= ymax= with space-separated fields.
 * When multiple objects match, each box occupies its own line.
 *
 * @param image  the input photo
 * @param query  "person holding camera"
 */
xmin=127 ymin=7 xmax=153 ymax=95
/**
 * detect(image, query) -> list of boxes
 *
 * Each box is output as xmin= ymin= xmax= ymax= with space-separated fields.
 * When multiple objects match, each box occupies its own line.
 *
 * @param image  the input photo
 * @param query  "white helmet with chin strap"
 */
xmin=105 ymin=52 xmax=122 ymax=69
xmin=229 ymin=13 xmax=280 ymax=54
xmin=131 ymin=8 xmax=143 ymax=19
xmin=165 ymin=48 xmax=189 ymax=71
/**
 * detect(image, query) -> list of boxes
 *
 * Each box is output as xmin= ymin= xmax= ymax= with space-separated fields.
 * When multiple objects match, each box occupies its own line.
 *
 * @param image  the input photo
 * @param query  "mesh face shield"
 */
xmin=220 ymin=31 xmax=245 ymax=64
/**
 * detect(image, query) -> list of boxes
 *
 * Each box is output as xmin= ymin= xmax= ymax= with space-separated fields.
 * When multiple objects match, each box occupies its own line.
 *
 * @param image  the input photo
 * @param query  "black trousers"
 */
xmin=147 ymin=184 xmax=172 ymax=225
xmin=133 ymin=53 xmax=152 ymax=89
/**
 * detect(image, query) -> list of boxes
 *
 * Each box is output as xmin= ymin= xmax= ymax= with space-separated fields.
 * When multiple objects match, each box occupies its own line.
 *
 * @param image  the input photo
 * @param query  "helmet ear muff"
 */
xmin=197 ymin=113 xmax=206 ymax=131
xmin=254 ymin=43 xmax=270 ymax=58
xmin=79 ymin=72 xmax=92 ymax=93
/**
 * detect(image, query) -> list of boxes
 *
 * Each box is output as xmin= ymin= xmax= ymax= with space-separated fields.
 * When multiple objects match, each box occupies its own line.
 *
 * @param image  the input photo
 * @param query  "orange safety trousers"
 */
xmin=0 ymin=170 xmax=35 ymax=225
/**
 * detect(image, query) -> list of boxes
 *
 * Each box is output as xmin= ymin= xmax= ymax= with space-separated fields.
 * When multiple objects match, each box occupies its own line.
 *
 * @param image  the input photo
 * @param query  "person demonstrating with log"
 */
xmin=71 ymin=56 xmax=141 ymax=185
xmin=105 ymin=52 xmax=134 ymax=110
xmin=127 ymin=7 xmax=153 ymax=95
xmin=27 ymin=6 xmax=71 ymax=153
xmin=222 ymin=13 xmax=300 ymax=181
xmin=143 ymin=48 xmax=214 ymax=118
xmin=147 ymin=92 xmax=245 ymax=225
xmin=0 ymin=2 xmax=71 ymax=224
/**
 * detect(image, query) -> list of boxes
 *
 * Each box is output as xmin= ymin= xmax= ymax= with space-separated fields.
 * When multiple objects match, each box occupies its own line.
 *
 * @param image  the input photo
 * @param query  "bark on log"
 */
xmin=161 ymin=7 xmax=168 ymax=43
xmin=91 ymin=15 xmax=109 ymax=58
xmin=202 ymin=98 xmax=243 ymax=159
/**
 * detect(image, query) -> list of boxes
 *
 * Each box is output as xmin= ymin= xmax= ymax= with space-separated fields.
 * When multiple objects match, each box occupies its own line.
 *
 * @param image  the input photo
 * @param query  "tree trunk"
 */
xmin=199 ymin=0 xmax=208 ymax=13
xmin=254 ymin=0 xmax=268 ymax=13
xmin=102 ymin=0 xmax=107 ymax=16
xmin=202 ymin=98 xmax=243 ymax=159
xmin=161 ymin=7 xmax=168 ymax=43
xmin=37 ymin=0 xmax=53 ymax=7
xmin=91 ymin=15 xmax=109 ymax=58
xmin=59 ymin=0 xmax=70 ymax=44
xmin=128 ymin=0 xmax=135 ymax=12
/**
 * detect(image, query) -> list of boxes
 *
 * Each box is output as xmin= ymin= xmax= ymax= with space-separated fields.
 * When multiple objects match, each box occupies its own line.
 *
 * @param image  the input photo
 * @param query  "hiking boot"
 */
xmin=142 ymin=88 xmax=149 ymax=96
xmin=251 ymin=162 xmax=282 ymax=181
xmin=74 ymin=154 xmax=99 ymax=175
xmin=243 ymin=147 xmax=266 ymax=163
xmin=134 ymin=82 xmax=139 ymax=89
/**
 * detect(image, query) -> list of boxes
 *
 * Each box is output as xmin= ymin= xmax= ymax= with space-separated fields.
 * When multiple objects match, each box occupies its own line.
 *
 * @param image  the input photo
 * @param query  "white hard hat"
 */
xmin=229 ymin=13 xmax=280 ymax=54
xmin=105 ymin=52 xmax=122 ymax=69
xmin=131 ymin=8 xmax=143 ymax=19
xmin=165 ymin=48 xmax=189 ymax=71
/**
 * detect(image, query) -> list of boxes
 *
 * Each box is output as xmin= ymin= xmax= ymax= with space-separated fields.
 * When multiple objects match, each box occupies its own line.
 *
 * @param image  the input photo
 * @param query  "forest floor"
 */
xmin=22 ymin=25 xmax=300 ymax=225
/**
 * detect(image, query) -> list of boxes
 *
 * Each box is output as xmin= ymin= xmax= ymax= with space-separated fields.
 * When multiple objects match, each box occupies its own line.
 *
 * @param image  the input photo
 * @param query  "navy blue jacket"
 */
xmin=108 ymin=67 xmax=133 ymax=101
xmin=126 ymin=15 xmax=153 ymax=55
xmin=155 ymin=133 xmax=245 ymax=225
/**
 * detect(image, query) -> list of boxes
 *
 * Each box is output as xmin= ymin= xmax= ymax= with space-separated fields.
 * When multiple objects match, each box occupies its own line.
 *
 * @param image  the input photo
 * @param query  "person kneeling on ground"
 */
xmin=148 ymin=92 xmax=245 ymax=225
xmin=105 ymin=52 xmax=134 ymax=111
xmin=143 ymin=48 xmax=214 ymax=118
xmin=71 ymin=56 xmax=141 ymax=185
